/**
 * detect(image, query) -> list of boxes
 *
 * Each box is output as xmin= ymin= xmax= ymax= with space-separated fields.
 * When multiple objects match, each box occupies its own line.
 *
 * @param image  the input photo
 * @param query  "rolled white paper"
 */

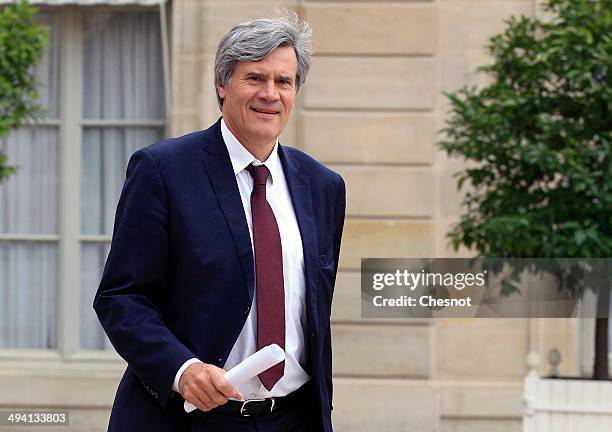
xmin=184 ymin=344 xmax=285 ymax=413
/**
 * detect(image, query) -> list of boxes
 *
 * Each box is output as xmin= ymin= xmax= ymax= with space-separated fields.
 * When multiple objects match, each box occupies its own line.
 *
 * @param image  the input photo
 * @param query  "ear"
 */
xmin=218 ymin=84 xmax=227 ymax=100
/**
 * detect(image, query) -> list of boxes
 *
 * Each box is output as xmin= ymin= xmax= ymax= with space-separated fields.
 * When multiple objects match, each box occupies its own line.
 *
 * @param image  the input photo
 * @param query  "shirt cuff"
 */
xmin=173 ymin=358 xmax=202 ymax=393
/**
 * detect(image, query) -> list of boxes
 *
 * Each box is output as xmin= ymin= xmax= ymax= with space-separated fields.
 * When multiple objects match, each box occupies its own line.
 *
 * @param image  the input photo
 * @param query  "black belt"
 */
xmin=206 ymin=382 xmax=311 ymax=419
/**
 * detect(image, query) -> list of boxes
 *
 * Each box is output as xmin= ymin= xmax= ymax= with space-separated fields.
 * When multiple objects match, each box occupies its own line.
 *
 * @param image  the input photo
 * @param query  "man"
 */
xmin=94 ymin=14 xmax=345 ymax=432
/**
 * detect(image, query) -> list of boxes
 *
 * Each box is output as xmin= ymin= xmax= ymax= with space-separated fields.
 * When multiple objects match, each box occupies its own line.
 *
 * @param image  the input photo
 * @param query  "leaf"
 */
xmin=436 ymin=0 xmax=612 ymax=261
xmin=0 ymin=0 xmax=48 ymax=182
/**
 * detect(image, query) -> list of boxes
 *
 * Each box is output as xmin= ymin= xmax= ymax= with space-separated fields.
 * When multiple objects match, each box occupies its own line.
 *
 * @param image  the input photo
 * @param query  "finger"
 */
xmin=202 ymin=372 xmax=229 ymax=406
xmin=193 ymin=396 xmax=212 ymax=412
xmin=196 ymin=386 xmax=219 ymax=412
xmin=198 ymin=374 xmax=224 ymax=409
xmin=210 ymin=370 xmax=240 ymax=400
xmin=189 ymin=371 xmax=221 ymax=411
xmin=184 ymin=387 xmax=213 ymax=412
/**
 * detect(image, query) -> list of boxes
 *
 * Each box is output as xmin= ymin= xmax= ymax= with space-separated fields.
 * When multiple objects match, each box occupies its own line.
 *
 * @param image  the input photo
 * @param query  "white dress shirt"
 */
xmin=173 ymin=118 xmax=310 ymax=399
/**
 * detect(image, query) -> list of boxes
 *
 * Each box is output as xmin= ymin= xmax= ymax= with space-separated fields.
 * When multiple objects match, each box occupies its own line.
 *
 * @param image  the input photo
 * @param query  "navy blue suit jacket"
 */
xmin=93 ymin=119 xmax=346 ymax=431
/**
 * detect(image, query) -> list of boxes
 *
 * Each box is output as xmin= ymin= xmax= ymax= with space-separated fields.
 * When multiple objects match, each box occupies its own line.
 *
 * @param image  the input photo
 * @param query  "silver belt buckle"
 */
xmin=239 ymin=398 xmax=266 ymax=417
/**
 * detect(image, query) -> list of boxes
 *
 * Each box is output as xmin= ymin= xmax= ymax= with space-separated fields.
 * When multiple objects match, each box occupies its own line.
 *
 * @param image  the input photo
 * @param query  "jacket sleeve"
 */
xmin=326 ymin=174 xmax=346 ymax=411
xmin=332 ymin=175 xmax=346 ymax=283
xmin=93 ymin=148 xmax=195 ymax=409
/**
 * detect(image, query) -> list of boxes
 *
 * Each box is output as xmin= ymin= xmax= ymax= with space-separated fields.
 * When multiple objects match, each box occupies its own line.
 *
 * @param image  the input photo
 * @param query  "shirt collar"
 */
xmin=221 ymin=117 xmax=281 ymax=184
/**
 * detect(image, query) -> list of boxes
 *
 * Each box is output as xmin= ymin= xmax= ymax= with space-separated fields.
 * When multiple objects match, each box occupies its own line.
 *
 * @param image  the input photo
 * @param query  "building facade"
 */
xmin=0 ymin=0 xmax=603 ymax=431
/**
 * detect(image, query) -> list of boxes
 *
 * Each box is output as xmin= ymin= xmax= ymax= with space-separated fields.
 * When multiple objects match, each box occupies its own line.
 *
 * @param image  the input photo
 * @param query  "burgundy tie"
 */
xmin=246 ymin=164 xmax=285 ymax=390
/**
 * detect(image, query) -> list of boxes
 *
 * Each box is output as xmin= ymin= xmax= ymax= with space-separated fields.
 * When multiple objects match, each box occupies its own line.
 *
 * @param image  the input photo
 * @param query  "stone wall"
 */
xmin=167 ymin=1 xmax=556 ymax=430
xmin=0 ymin=1 xmax=581 ymax=431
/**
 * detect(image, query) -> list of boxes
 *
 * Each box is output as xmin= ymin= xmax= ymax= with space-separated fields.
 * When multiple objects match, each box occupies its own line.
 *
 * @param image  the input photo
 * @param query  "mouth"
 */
xmin=251 ymin=107 xmax=280 ymax=115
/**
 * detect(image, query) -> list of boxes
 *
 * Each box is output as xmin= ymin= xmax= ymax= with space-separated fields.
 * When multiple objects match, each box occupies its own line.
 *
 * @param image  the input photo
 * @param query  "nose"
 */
xmin=258 ymin=79 xmax=279 ymax=101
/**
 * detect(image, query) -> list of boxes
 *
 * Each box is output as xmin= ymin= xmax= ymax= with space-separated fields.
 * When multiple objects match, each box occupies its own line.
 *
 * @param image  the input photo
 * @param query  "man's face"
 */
xmin=218 ymin=45 xmax=297 ymax=149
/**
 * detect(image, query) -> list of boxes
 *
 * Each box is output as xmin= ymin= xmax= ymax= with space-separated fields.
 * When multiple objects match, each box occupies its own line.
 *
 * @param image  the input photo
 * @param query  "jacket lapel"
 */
xmin=278 ymin=145 xmax=321 ymax=334
xmin=200 ymin=120 xmax=255 ymax=303
xmin=199 ymin=121 xmax=320 ymax=335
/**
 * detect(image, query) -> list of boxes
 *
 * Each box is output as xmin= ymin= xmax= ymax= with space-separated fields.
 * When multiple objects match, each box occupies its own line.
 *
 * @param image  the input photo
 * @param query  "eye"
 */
xmin=277 ymin=79 xmax=293 ymax=86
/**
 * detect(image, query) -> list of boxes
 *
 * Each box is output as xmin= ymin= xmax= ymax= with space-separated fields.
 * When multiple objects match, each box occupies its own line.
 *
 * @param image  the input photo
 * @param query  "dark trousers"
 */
xmin=189 ymin=383 xmax=322 ymax=432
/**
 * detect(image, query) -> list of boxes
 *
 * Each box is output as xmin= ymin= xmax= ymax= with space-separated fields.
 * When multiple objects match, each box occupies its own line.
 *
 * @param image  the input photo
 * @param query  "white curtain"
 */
xmin=0 ymin=242 xmax=57 ymax=348
xmin=80 ymin=242 xmax=111 ymax=350
xmin=0 ymin=13 xmax=60 ymax=349
xmin=0 ymin=128 xmax=59 ymax=234
xmin=81 ymin=128 xmax=163 ymax=235
xmin=82 ymin=11 xmax=165 ymax=121
xmin=80 ymin=11 xmax=165 ymax=350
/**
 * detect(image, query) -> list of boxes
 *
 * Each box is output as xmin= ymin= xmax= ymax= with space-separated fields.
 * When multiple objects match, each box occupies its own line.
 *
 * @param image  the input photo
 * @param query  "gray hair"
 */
xmin=214 ymin=13 xmax=312 ymax=109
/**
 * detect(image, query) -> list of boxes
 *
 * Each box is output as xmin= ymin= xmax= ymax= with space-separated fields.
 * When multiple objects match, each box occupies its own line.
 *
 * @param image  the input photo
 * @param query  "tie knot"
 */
xmin=246 ymin=164 xmax=270 ymax=187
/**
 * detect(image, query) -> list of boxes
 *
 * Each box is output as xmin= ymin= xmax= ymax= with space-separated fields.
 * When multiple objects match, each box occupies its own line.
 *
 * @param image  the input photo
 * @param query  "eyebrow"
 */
xmin=244 ymin=71 xmax=295 ymax=83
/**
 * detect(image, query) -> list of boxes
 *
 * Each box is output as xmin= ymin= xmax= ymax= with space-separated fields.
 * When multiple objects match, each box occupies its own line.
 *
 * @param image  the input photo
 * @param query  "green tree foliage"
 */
xmin=439 ymin=0 xmax=611 ymax=378
xmin=0 ymin=0 xmax=47 ymax=181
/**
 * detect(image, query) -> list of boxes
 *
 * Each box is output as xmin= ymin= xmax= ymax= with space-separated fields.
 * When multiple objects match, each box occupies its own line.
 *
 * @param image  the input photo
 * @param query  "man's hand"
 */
xmin=178 ymin=362 xmax=244 ymax=412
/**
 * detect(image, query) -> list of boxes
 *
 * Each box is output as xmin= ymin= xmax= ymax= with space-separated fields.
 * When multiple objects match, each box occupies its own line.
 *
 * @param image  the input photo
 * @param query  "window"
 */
xmin=0 ymin=8 xmax=166 ymax=357
xmin=0 ymin=12 xmax=61 ymax=350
